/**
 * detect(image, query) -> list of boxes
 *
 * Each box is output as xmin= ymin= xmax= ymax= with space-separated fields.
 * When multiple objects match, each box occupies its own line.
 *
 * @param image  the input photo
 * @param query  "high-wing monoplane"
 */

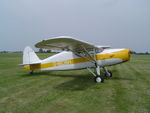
xmin=22 ymin=36 xmax=130 ymax=83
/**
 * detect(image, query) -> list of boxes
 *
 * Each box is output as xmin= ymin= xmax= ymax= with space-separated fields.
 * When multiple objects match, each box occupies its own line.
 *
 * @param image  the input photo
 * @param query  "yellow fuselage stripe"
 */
xmin=24 ymin=49 xmax=130 ymax=70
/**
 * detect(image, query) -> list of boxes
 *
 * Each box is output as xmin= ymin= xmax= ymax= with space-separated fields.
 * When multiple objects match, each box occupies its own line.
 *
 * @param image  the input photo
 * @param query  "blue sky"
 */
xmin=0 ymin=0 xmax=149 ymax=52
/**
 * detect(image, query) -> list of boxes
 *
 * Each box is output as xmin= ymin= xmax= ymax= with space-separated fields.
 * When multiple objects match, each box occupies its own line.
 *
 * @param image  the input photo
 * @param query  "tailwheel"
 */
xmin=95 ymin=76 xmax=104 ymax=83
xmin=105 ymin=70 xmax=112 ymax=77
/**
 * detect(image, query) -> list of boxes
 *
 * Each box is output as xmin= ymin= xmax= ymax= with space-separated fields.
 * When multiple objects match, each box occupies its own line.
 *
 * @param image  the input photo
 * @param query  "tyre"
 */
xmin=105 ymin=70 xmax=112 ymax=77
xmin=95 ymin=76 xmax=104 ymax=83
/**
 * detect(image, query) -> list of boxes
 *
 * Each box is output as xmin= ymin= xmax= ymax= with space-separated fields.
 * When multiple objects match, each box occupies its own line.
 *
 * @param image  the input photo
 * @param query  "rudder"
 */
xmin=23 ymin=46 xmax=41 ymax=65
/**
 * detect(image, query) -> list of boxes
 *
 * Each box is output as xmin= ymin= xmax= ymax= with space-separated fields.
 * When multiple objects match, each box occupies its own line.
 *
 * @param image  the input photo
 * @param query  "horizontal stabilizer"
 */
xmin=19 ymin=62 xmax=40 ymax=66
xmin=96 ymin=45 xmax=111 ymax=49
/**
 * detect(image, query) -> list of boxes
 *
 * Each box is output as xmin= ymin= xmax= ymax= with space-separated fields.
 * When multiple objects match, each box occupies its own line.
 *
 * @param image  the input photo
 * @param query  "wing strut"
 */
xmin=81 ymin=45 xmax=97 ymax=63
xmin=76 ymin=45 xmax=105 ymax=83
xmin=70 ymin=44 xmax=99 ymax=64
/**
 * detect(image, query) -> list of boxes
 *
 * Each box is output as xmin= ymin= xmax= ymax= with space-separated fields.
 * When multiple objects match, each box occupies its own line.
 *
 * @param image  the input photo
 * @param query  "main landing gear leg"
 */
xmin=87 ymin=66 xmax=104 ymax=83
xmin=103 ymin=67 xmax=112 ymax=78
xmin=95 ymin=66 xmax=104 ymax=83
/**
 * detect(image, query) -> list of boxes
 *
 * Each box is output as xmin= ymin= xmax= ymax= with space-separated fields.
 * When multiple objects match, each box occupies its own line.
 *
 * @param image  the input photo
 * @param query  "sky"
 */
xmin=0 ymin=0 xmax=149 ymax=52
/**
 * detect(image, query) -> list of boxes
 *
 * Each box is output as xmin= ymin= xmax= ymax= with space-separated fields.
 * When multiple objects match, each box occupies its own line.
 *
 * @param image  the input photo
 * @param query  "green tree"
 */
xmin=39 ymin=48 xmax=44 ymax=53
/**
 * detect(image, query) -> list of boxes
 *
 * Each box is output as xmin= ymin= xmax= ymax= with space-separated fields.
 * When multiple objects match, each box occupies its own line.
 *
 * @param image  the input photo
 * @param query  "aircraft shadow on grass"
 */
xmin=21 ymin=71 xmax=95 ymax=90
xmin=21 ymin=70 xmax=134 ymax=91
xmin=111 ymin=77 xmax=134 ymax=81
xmin=53 ymin=74 xmax=95 ymax=91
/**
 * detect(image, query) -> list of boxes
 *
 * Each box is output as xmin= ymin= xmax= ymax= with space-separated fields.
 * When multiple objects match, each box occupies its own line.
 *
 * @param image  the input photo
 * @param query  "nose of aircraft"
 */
xmin=123 ymin=49 xmax=131 ymax=62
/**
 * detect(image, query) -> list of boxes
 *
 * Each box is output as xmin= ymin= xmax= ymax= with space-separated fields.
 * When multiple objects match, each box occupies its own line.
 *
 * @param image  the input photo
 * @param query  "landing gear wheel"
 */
xmin=95 ymin=76 xmax=104 ymax=83
xmin=30 ymin=70 xmax=34 ymax=75
xmin=105 ymin=70 xmax=112 ymax=77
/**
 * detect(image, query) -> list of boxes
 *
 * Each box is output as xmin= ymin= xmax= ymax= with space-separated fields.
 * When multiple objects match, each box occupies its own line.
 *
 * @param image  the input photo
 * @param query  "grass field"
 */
xmin=0 ymin=53 xmax=149 ymax=113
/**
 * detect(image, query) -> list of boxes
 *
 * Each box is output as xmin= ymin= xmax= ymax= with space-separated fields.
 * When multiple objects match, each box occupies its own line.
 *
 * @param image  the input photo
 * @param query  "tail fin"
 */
xmin=23 ymin=46 xmax=41 ymax=65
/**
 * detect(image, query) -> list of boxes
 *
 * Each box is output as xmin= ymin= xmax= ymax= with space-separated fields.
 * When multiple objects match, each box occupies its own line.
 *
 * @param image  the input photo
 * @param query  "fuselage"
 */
xmin=24 ymin=48 xmax=130 ymax=71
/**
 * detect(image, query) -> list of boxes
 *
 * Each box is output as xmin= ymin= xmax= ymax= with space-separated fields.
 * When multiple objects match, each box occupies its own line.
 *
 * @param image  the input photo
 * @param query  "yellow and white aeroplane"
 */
xmin=22 ymin=36 xmax=130 ymax=83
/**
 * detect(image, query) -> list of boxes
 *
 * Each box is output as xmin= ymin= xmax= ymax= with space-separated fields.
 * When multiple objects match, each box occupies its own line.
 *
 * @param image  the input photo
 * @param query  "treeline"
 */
xmin=0 ymin=51 xmax=22 ymax=53
xmin=131 ymin=51 xmax=150 ymax=55
xmin=0 ymin=48 xmax=61 ymax=53
xmin=0 ymin=49 xmax=150 ymax=55
xmin=37 ymin=48 xmax=61 ymax=53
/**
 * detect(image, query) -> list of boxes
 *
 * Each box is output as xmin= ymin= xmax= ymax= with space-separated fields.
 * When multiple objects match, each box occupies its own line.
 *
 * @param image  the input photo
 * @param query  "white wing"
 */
xmin=35 ymin=36 xmax=110 ymax=53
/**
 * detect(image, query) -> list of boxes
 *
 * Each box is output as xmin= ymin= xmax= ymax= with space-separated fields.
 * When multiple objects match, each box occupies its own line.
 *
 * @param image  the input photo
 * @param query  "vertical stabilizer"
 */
xmin=23 ymin=46 xmax=41 ymax=65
